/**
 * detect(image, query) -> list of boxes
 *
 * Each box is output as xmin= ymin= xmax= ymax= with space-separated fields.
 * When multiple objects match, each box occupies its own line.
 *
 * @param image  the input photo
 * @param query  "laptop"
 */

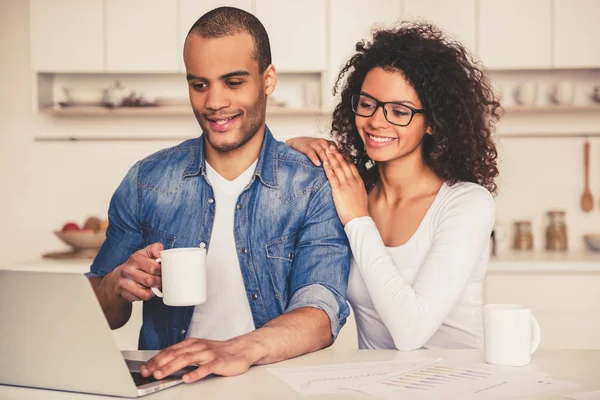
xmin=0 ymin=270 xmax=194 ymax=397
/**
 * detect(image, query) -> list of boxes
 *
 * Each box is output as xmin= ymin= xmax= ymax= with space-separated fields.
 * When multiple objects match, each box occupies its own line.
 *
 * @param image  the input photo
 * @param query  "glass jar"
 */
xmin=513 ymin=220 xmax=534 ymax=250
xmin=546 ymin=210 xmax=568 ymax=251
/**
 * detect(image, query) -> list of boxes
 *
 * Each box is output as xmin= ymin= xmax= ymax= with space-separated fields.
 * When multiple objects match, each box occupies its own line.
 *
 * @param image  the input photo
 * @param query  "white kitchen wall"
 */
xmin=1 ymin=0 xmax=600 ymax=267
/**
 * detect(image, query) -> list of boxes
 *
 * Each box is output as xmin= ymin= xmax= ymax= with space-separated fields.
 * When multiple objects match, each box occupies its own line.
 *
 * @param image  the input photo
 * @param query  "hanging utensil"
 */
xmin=580 ymin=139 xmax=594 ymax=212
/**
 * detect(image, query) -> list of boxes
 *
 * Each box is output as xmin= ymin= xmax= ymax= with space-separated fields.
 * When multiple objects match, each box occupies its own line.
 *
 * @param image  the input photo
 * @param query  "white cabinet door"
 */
xmin=403 ymin=0 xmax=476 ymax=56
xmin=328 ymin=0 xmax=402 ymax=108
xmin=105 ymin=0 xmax=179 ymax=72
xmin=478 ymin=0 xmax=552 ymax=69
xmin=553 ymin=0 xmax=600 ymax=68
xmin=178 ymin=0 xmax=253 ymax=72
xmin=255 ymin=0 xmax=327 ymax=72
xmin=29 ymin=0 xmax=104 ymax=72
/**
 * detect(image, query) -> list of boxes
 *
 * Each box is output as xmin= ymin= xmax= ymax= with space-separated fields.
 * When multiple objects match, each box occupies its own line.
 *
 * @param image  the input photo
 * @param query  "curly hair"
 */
xmin=331 ymin=21 xmax=501 ymax=194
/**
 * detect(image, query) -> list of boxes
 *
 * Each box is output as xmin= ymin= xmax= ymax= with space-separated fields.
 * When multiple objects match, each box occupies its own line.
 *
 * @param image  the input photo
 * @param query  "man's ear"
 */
xmin=263 ymin=64 xmax=277 ymax=96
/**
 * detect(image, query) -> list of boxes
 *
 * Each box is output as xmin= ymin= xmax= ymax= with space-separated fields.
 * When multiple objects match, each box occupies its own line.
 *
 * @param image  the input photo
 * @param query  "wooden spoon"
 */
xmin=581 ymin=140 xmax=594 ymax=212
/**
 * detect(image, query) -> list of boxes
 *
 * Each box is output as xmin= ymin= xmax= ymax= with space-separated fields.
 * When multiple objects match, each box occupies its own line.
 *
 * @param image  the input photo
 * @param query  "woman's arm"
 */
xmin=321 ymin=147 xmax=495 ymax=350
xmin=345 ymin=188 xmax=495 ymax=350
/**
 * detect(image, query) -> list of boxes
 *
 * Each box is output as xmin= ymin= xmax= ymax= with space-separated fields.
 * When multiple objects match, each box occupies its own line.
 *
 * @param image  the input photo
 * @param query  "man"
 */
xmin=87 ymin=7 xmax=350 ymax=384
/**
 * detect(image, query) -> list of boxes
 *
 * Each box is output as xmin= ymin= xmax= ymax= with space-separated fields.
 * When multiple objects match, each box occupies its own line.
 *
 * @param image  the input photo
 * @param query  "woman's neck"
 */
xmin=374 ymin=152 xmax=442 ymax=206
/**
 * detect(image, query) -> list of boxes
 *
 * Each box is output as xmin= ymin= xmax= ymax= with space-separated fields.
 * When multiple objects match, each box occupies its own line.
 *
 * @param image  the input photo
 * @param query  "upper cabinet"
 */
xmin=403 ymin=0 xmax=477 ymax=56
xmin=328 ymin=0 xmax=402 ymax=107
xmin=255 ymin=0 xmax=327 ymax=72
xmin=105 ymin=0 xmax=179 ymax=72
xmin=478 ymin=0 xmax=552 ymax=69
xmin=28 ymin=0 xmax=600 ymax=75
xmin=553 ymin=0 xmax=600 ymax=68
xmin=29 ymin=0 xmax=104 ymax=72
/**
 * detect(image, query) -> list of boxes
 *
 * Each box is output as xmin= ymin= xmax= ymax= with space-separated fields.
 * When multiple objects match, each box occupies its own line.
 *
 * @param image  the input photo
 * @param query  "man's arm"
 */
xmin=284 ymin=178 xmax=351 ymax=341
xmin=141 ymin=307 xmax=331 ymax=382
xmin=86 ymin=161 xmax=159 ymax=329
xmin=89 ymin=275 xmax=132 ymax=330
xmin=89 ymin=243 xmax=163 ymax=329
xmin=245 ymin=306 xmax=332 ymax=364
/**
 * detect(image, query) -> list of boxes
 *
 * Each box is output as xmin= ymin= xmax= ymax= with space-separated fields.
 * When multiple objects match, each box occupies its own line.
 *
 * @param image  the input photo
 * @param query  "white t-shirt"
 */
xmin=186 ymin=161 xmax=257 ymax=341
xmin=345 ymin=181 xmax=495 ymax=350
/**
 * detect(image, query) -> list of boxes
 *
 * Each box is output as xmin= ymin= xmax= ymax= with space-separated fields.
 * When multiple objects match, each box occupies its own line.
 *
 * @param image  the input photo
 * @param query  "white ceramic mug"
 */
xmin=514 ymin=82 xmax=538 ymax=105
xmin=593 ymin=86 xmax=600 ymax=103
xmin=483 ymin=304 xmax=541 ymax=366
xmin=151 ymin=248 xmax=207 ymax=306
xmin=493 ymin=221 xmax=509 ymax=249
xmin=303 ymin=81 xmax=321 ymax=108
xmin=550 ymin=81 xmax=575 ymax=105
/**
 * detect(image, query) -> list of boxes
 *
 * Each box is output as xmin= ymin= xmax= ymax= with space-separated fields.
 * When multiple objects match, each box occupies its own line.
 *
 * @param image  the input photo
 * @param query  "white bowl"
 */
xmin=54 ymin=230 xmax=105 ymax=251
xmin=583 ymin=234 xmax=600 ymax=252
xmin=62 ymin=87 xmax=107 ymax=106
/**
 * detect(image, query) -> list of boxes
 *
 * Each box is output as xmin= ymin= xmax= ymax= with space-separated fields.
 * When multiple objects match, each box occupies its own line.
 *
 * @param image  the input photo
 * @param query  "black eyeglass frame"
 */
xmin=351 ymin=92 xmax=426 ymax=127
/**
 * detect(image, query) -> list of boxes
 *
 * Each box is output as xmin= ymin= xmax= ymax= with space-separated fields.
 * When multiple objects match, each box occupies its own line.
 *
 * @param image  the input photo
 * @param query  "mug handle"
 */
xmin=150 ymin=257 xmax=163 ymax=298
xmin=531 ymin=315 xmax=541 ymax=354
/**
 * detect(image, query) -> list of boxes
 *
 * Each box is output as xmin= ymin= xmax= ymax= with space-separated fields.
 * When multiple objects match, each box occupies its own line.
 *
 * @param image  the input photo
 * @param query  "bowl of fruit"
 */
xmin=54 ymin=217 xmax=108 ymax=257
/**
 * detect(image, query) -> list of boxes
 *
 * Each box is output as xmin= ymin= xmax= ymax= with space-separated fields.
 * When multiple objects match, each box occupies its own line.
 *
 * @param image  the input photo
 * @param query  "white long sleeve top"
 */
xmin=345 ymin=181 xmax=495 ymax=351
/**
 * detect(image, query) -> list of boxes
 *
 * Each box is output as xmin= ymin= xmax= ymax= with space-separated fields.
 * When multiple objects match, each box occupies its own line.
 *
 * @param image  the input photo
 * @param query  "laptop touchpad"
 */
xmin=125 ymin=359 xmax=196 ymax=377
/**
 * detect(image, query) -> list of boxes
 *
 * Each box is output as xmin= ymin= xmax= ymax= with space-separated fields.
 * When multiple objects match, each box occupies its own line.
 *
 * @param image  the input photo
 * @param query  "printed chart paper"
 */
xmin=268 ymin=358 xmax=440 ymax=395
xmin=344 ymin=361 xmax=560 ymax=400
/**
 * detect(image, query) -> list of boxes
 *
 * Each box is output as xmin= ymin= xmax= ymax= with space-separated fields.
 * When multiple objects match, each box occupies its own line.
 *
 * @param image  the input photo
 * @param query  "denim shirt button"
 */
xmin=180 ymin=329 xmax=186 ymax=335
xmin=208 ymin=197 xmax=214 ymax=204
xmin=236 ymin=203 xmax=243 ymax=210
xmin=241 ymin=248 xmax=247 ymax=254
xmin=199 ymin=242 xmax=206 ymax=249
xmin=251 ymin=294 xmax=258 ymax=300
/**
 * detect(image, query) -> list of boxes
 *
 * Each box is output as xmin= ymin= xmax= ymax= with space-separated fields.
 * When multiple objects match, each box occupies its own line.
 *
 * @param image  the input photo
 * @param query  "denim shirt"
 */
xmin=88 ymin=127 xmax=351 ymax=350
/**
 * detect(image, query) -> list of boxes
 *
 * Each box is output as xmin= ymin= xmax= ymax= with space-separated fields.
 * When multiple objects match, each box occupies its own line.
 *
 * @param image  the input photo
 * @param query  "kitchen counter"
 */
xmin=0 ymin=258 xmax=92 ymax=274
xmin=488 ymin=250 xmax=600 ymax=273
xmin=4 ymin=250 xmax=600 ymax=274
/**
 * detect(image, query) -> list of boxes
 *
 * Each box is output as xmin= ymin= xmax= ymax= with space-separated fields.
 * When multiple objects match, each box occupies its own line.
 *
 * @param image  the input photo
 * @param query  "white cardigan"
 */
xmin=345 ymin=181 xmax=495 ymax=350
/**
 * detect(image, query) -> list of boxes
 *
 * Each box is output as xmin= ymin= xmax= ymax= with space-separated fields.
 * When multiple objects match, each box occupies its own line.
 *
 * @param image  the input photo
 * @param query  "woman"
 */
xmin=287 ymin=22 xmax=500 ymax=350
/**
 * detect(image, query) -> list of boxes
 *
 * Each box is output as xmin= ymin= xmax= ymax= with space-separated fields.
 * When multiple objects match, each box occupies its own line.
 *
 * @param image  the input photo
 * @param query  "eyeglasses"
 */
xmin=351 ymin=93 xmax=426 ymax=127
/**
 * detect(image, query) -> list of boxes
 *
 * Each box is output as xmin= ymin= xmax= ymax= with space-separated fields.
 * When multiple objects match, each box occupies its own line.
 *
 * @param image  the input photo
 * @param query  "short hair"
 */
xmin=187 ymin=6 xmax=272 ymax=72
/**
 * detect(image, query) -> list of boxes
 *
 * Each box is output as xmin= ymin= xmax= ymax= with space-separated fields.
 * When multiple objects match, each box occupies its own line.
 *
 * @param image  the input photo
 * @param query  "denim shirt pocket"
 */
xmin=141 ymin=226 xmax=177 ymax=250
xmin=265 ymin=232 xmax=297 ymax=301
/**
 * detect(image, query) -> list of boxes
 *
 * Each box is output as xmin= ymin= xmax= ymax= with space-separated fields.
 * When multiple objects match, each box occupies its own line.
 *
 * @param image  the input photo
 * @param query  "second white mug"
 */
xmin=151 ymin=247 xmax=207 ymax=307
xmin=514 ymin=82 xmax=538 ymax=105
xmin=483 ymin=304 xmax=541 ymax=367
xmin=550 ymin=81 xmax=575 ymax=105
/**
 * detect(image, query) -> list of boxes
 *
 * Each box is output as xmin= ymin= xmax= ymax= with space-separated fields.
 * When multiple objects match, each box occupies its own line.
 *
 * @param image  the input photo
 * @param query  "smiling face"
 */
xmin=354 ymin=67 xmax=430 ymax=163
xmin=184 ymin=32 xmax=276 ymax=153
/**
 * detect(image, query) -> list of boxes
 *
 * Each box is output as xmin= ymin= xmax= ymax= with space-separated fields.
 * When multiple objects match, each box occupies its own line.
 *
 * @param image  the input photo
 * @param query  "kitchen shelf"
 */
xmin=39 ymin=105 xmax=328 ymax=117
xmin=503 ymin=104 xmax=600 ymax=113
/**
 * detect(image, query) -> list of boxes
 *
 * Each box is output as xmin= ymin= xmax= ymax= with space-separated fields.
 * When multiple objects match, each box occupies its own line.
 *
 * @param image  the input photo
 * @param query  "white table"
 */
xmin=1 ymin=349 xmax=598 ymax=399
